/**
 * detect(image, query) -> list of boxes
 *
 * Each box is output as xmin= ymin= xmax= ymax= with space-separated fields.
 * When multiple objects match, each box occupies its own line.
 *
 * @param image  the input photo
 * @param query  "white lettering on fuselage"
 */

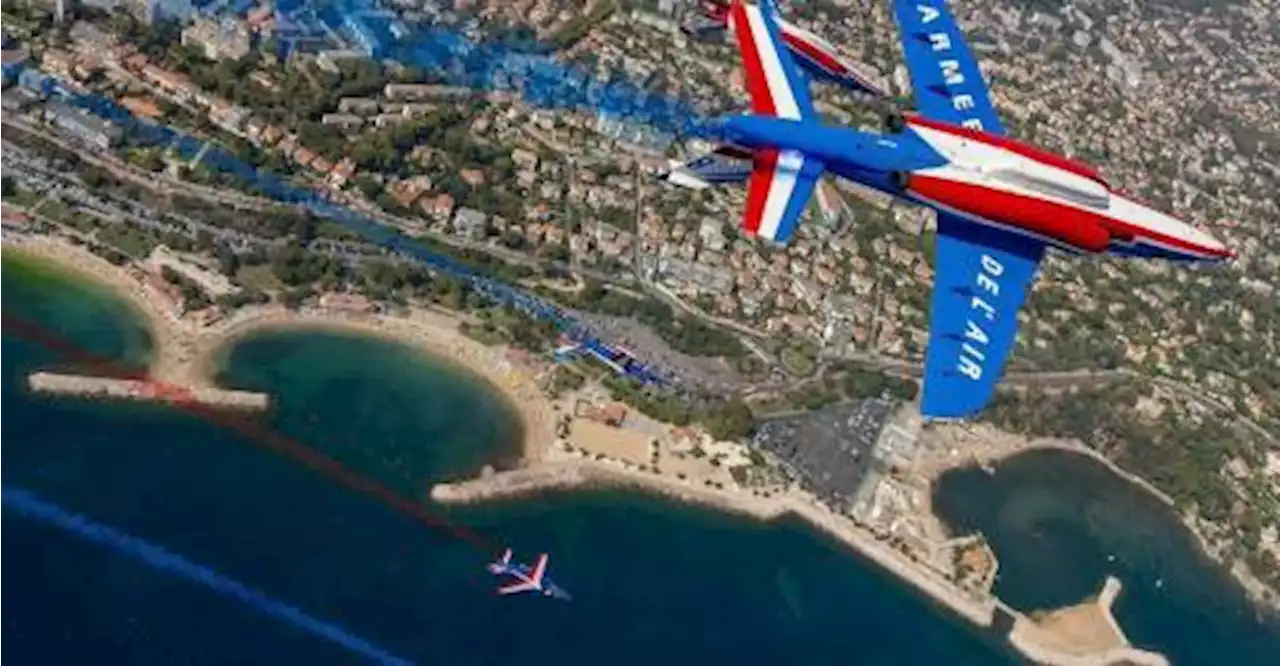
xmin=915 ymin=2 xmax=986 ymax=131
xmin=956 ymin=254 xmax=1004 ymax=381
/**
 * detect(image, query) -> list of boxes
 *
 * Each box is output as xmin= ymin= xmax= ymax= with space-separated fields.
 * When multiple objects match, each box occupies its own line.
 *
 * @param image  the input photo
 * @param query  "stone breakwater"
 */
xmin=28 ymin=372 xmax=270 ymax=411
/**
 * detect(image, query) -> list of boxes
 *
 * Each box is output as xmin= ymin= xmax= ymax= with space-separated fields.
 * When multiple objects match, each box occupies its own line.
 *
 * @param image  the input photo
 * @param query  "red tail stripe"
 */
xmin=729 ymin=1 xmax=777 ymax=117
xmin=743 ymin=147 xmax=780 ymax=235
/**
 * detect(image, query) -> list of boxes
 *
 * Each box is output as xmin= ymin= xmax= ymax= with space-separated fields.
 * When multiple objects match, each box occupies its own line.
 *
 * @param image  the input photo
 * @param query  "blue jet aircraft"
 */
xmin=662 ymin=0 xmax=1231 ymax=420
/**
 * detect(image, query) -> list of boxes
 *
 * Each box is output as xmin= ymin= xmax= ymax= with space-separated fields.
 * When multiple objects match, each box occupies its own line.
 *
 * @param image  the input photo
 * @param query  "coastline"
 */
xmin=431 ymin=457 xmax=999 ymax=628
xmin=914 ymin=421 xmax=1280 ymax=612
xmin=3 ymin=234 xmax=193 ymax=381
xmin=914 ymin=422 xmax=1176 ymax=506
xmin=431 ymin=455 xmax=1169 ymax=666
xmin=195 ymin=308 xmax=557 ymax=464
xmin=0 ymin=234 xmax=1208 ymax=665
xmin=2 ymin=234 xmax=555 ymax=464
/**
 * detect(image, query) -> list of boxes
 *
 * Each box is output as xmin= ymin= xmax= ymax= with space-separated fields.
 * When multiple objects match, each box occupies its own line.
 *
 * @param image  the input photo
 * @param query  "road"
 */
xmin=3 ymin=117 xmax=279 ymax=213
xmin=11 ymin=115 xmax=1272 ymax=441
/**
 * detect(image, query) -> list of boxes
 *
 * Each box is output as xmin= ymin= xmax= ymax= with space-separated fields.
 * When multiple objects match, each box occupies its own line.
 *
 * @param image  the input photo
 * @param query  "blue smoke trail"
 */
xmin=390 ymin=28 xmax=723 ymax=140
xmin=16 ymin=7 xmax=714 ymax=384
xmin=284 ymin=0 xmax=724 ymax=140
xmin=2 ymin=486 xmax=416 ymax=666
xmin=42 ymin=82 xmax=671 ymax=384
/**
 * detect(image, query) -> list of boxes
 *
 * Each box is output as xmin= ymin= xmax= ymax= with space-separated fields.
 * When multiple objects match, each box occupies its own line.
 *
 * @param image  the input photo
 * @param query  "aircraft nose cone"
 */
xmin=1195 ymin=227 xmax=1232 ymax=258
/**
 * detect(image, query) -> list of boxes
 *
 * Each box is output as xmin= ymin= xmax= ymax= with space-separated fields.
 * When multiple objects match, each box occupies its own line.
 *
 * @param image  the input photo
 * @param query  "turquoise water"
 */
xmin=2 ymin=255 xmax=1018 ymax=665
xmin=933 ymin=449 xmax=1280 ymax=664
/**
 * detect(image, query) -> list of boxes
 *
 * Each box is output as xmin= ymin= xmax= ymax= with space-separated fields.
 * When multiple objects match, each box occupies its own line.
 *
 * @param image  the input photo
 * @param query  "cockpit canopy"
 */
xmin=989 ymin=168 xmax=1112 ymax=210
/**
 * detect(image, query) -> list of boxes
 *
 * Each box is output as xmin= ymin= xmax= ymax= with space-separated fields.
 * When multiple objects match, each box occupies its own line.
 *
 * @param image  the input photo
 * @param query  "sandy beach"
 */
xmin=4 ymin=233 xmax=195 ymax=380
xmin=3 ymin=233 xmax=557 ymax=463
xmin=6 ymin=232 xmax=1182 ymax=666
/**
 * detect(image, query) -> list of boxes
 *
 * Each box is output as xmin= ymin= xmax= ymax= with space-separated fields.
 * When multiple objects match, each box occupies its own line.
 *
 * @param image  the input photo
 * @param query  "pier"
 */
xmin=27 ymin=372 xmax=270 ymax=411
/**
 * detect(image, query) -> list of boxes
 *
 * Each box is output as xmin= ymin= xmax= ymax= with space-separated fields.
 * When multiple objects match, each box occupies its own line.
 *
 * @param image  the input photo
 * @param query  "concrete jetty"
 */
xmin=27 ymin=372 xmax=269 ymax=411
xmin=1008 ymin=577 xmax=1168 ymax=666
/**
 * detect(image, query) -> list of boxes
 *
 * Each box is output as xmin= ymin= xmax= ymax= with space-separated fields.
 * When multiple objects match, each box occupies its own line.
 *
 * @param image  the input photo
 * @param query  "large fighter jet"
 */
xmin=667 ymin=0 xmax=1232 ymax=419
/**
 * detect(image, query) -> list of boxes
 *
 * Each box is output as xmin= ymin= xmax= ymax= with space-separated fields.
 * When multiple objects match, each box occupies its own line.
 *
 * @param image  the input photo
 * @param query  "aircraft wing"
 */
xmin=889 ymin=0 xmax=1005 ymax=135
xmin=921 ymin=212 xmax=1045 ymax=419
xmin=497 ymin=579 xmax=540 ymax=595
xmin=529 ymin=554 xmax=549 ymax=584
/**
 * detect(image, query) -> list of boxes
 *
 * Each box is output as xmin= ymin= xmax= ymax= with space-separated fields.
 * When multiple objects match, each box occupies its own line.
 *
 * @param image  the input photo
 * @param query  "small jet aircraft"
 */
xmin=665 ymin=0 xmax=1232 ymax=419
xmin=487 ymin=549 xmax=572 ymax=601
xmin=683 ymin=0 xmax=887 ymax=98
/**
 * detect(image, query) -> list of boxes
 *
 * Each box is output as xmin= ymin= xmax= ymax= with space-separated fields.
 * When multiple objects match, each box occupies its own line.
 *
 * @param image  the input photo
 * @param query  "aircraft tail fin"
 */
xmin=729 ymin=0 xmax=815 ymax=122
xmin=742 ymin=148 xmax=823 ymax=245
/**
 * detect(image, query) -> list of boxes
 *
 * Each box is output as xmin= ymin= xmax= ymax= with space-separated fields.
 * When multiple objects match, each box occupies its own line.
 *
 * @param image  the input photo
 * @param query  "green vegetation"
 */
xmin=570 ymin=280 xmax=747 ymax=359
xmin=840 ymin=367 xmax=919 ymax=401
xmin=751 ymin=364 xmax=918 ymax=417
xmin=159 ymin=265 xmax=211 ymax=311
xmin=602 ymin=375 xmax=757 ymax=440
xmin=985 ymin=382 xmax=1235 ymax=520
xmin=2 ymin=182 xmax=44 ymax=209
xmin=982 ymin=381 xmax=1279 ymax=591
xmin=779 ymin=343 xmax=818 ymax=376
xmin=547 ymin=365 xmax=587 ymax=397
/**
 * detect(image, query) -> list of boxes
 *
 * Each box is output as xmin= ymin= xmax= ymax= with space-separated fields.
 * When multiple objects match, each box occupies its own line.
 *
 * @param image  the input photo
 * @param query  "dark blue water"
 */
xmin=3 ymin=254 xmax=1017 ymax=665
xmin=934 ymin=450 xmax=1280 ymax=665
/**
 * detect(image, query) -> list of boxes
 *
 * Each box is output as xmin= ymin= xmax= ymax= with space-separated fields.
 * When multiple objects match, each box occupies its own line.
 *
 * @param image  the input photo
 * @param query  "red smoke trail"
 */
xmin=2 ymin=313 xmax=500 ymax=553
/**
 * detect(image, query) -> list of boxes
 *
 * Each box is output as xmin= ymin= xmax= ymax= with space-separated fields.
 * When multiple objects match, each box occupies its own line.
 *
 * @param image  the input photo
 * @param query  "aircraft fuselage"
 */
xmin=719 ymin=114 xmax=1231 ymax=262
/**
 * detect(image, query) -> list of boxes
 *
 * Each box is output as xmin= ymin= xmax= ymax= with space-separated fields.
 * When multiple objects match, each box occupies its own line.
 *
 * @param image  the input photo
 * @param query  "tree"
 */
xmin=214 ymin=243 xmax=240 ymax=276
xmin=81 ymin=166 xmax=107 ymax=189
xmin=700 ymin=398 xmax=757 ymax=441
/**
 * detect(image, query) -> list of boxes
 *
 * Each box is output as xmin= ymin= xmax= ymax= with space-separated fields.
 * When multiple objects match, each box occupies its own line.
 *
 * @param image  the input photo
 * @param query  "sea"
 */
xmin=933 ymin=450 xmax=1280 ymax=664
xmin=2 ymin=252 xmax=1275 ymax=665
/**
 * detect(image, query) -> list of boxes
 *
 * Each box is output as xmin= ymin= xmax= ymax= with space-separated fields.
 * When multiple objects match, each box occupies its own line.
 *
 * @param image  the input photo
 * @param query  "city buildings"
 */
xmin=43 ymin=103 xmax=124 ymax=150
xmin=181 ymin=17 xmax=252 ymax=61
xmin=123 ymin=0 xmax=196 ymax=26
